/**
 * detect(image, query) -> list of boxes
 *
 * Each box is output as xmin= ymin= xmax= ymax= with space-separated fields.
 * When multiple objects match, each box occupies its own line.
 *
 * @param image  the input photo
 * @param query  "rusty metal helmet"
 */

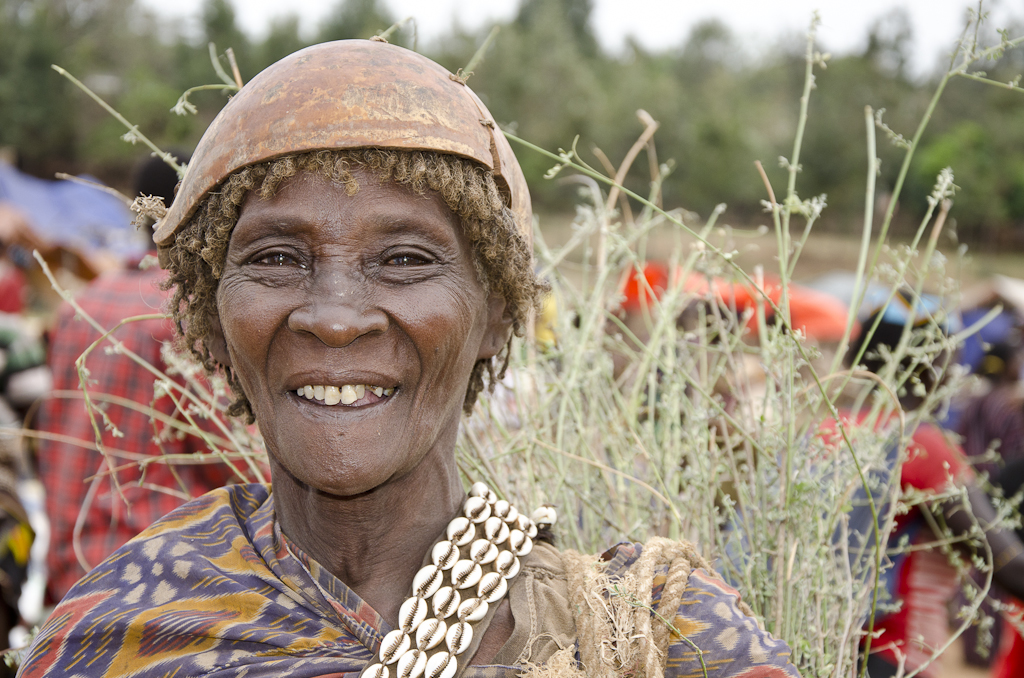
xmin=154 ymin=39 xmax=531 ymax=249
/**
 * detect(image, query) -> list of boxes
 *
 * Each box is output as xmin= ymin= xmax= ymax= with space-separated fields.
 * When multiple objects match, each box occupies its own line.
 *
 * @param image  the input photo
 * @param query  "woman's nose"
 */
xmin=287 ymin=268 xmax=388 ymax=347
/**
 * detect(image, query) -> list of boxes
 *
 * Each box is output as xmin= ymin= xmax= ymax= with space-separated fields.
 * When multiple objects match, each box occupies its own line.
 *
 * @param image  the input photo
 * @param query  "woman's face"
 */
xmin=216 ymin=169 xmax=507 ymax=496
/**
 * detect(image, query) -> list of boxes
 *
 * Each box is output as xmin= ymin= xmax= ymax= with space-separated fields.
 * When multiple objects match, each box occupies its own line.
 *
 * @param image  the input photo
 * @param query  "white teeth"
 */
xmin=298 ymin=384 xmax=394 ymax=405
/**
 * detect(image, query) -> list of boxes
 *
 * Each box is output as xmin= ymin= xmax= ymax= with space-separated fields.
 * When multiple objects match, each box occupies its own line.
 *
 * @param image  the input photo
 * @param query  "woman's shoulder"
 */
xmin=62 ymin=483 xmax=275 ymax=594
xmin=16 ymin=483 xmax=327 ymax=678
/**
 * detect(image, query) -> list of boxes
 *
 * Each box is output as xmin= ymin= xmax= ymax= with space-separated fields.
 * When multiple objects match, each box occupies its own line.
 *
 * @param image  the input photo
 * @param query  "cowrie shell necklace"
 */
xmin=361 ymin=482 xmax=556 ymax=678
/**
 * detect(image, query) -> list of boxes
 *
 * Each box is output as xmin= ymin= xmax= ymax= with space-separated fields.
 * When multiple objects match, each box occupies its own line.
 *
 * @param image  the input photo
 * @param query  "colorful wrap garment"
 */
xmin=19 ymin=484 xmax=801 ymax=678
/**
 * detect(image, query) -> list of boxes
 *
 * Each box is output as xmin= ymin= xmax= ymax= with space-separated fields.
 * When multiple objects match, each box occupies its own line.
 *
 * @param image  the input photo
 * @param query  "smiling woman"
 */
xmin=18 ymin=41 xmax=803 ymax=678
xmin=217 ymin=167 xmax=502 ymax=500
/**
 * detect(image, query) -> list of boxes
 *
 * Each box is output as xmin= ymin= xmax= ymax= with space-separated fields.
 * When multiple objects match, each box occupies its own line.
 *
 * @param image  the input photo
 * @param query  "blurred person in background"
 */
xmin=829 ymin=309 xmax=1024 ymax=678
xmin=990 ymin=457 xmax=1024 ymax=678
xmin=34 ymin=152 xmax=240 ymax=604
xmin=0 ymin=313 xmax=47 ymax=673
xmin=956 ymin=332 xmax=1024 ymax=478
xmin=953 ymin=330 xmax=1024 ymax=667
xmin=0 ymin=244 xmax=29 ymax=316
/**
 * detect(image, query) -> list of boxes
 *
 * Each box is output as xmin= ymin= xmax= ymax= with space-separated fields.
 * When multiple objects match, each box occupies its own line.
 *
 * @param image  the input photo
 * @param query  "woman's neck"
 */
xmin=270 ymin=455 xmax=464 ymax=625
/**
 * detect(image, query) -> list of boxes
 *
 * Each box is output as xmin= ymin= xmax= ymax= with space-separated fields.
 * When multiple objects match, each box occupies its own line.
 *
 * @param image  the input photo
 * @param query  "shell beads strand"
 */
xmin=360 ymin=483 xmax=555 ymax=678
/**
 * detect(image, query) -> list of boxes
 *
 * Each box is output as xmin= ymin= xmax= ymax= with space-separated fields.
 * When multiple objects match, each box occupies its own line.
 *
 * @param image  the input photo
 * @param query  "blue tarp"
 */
xmin=958 ymin=308 xmax=1019 ymax=373
xmin=807 ymin=270 xmax=961 ymax=332
xmin=0 ymin=162 xmax=144 ymax=260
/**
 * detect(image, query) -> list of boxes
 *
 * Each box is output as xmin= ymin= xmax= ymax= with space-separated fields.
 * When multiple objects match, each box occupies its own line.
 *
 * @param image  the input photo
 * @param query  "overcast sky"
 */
xmin=140 ymin=0 xmax=1022 ymax=77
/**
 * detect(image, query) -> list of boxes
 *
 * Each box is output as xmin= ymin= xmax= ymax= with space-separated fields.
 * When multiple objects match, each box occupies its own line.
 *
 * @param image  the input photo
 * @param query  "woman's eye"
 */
xmin=253 ymin=252 xmax=304 ymax=267
xmin=387 ymin=253 xmax=430 ymax=266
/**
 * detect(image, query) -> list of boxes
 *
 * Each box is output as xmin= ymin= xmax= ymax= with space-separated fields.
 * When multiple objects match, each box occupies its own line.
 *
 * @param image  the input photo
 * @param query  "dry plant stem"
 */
xmin=623 ymin=218 xmax=719 ymax=418
xmin=18 ymin=428 xmax=140 ymax=461
xmin=47 ymin=390 xmax=236 ymax=449
xmin=86 ymin=451 xmax=229 ymax=487
xmin=856 ymin=231 xmax=952 ymax=678
xmin=72 ymin=467 xmax=102 ymax=570
xmin=639 ymin=110 xmax=662 ymax=208
xmin=754 ymin=161 xmax=777 ymax=207
xmin=605 ymin=110 xmax=660 ymax=213
xmin=591 ymin=146 xmax=635 ymax=226
xmin=956 ymin=72 xmax=1024 ymax=91
xmin=135 ymin=482 xmax=191 ymax=501
xmin=175 ymin=83 xmax=238 ymax=105
xmin=503 ymin=133 xmax=853 ymax=461
xmin=843 ymin=194 xmax=949 ymax=404
xmin=32 ymin=252 xmax=265 ymax=484
xmin=74 ymin=319 xmax=253 ymax=484
xmin=851 ymin=24 xmax=1024 ymax=378
xmin=487 ymin=9 xmax=1024 ymax=670
xmin=84 ymin=452 xmax=253 ymax=480
xmin=376 ymin=17 xmax=417 ymax=48
xmin=828 ymin=106 xmax=878 ymax=378
xmin=225 ymin=47 xmax=243 ymax=89
xmin=208 ymin=43 xmax=237 ymax=89
xmin=873 ymin=199 xmax=953 ymax=399
xmin=51 ymin=66 xmax=184 ymax=176
xmin=953 ymin=305 xmax=1004 ymax=347
xmin=54 ymin=173 xmax=133 ymax=206
xmin=604 ymin=289 xmax=771 ymax=466
xmin=773 ymin=13 xmax=820 ymax=332
xmin=463 ymin=25 xmax=500 ymax=77
xmin=529 ymin=438 xmax=676 ymax=516
xmin=834 ymin=517 xmax=856 ymax=678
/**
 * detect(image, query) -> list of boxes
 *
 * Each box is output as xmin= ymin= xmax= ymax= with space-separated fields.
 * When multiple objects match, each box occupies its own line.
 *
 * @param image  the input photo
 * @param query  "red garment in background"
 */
xmin=36 ymin=264 xmax=239 ymax=603
xmin=0 ymin=262 xmax=26 ymax=313
xmin=821 ymin=417 xmax=972 ymax=677
xmin=878 ymin=425 xmax=971 ymax=677
xmin=994 ymin=598 xmax=1024 ymax=678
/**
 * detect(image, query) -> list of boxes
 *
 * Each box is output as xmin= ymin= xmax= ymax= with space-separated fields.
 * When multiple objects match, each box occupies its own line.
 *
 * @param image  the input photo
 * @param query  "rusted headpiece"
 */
xmin=154 ymin=40 xmax=531 ymax=250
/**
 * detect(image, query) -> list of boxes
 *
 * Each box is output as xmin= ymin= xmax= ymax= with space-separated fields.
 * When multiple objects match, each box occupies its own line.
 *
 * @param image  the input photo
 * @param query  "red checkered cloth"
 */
xmin=36 ymin=263 xmax=240 ymax=603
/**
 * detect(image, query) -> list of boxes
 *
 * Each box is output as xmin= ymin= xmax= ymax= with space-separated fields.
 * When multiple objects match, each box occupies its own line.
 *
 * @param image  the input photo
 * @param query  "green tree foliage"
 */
xmin=257 ymin=15 xmax=306 ymax=74
xmin=5 ymin=0 xmax=1024 ymax=246
xmin=0 ymin=0 xmax=93 ymax=172
xmin=798 ymin=14 xmax=925 ymax=233
xmin=317 ymin=0 xmax=395 ymax=43
xmin=458 ymin=0 xmax=607 ymax=206
xmin=200 ymin=0 xmax=251 ymax=77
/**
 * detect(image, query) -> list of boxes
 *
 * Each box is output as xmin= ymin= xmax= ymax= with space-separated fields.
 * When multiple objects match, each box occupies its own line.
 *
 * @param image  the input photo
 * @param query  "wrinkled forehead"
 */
xmin=233 ymin=167 xmax=465 ymax=249
xmin=156 ymin=40 xmax=531 ymax=253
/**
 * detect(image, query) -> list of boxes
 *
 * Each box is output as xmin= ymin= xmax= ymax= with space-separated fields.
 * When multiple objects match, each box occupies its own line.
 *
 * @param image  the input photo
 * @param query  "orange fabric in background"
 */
xmin=620 ymin=262 xmax=670 ymax=313
xmin=619 ymin=263 xmax=854 ymax=341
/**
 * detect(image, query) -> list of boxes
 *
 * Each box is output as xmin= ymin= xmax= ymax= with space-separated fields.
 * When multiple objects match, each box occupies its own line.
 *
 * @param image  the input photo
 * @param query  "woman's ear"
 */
xmin=477 ymin=294 xmax=513 ymax=361
xmin=206 ymin=314 xmax=233 ymax=368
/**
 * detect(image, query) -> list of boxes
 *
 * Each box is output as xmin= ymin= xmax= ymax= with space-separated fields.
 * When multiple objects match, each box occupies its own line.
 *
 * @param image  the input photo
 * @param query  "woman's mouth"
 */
xmin=295 ymin=384 xmax=395 ymax=406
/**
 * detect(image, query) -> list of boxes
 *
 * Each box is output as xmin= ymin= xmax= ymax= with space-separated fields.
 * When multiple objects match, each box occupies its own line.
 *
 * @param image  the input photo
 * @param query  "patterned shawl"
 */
xmin=19 ymin=484 xmax=800 ymax=678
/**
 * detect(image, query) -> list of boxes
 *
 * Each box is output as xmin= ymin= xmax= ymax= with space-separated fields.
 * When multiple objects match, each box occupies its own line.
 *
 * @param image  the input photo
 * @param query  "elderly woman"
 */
xmin=19 ymin=41 xmax=801 ymax=678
